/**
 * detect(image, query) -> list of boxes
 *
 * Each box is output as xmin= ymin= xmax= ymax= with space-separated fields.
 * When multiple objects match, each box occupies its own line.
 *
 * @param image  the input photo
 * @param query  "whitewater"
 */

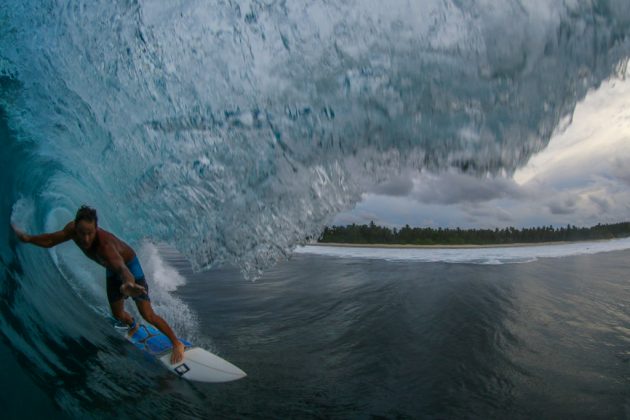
xmin=1 ymin=0 xmax=630 ymax=418
xmin=297 ymin=237 xmax=630 ymax=264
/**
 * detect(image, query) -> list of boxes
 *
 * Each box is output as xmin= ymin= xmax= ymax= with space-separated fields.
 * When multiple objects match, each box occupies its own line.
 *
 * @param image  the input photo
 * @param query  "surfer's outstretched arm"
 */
xmin=11 ymin=222 xmax=73 ymax=248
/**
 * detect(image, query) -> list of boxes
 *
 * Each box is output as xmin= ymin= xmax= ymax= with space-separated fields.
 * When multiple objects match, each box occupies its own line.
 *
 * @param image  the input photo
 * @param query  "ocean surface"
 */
xmin=2 ymin=1 xmax=630 ymax=419
xmin=4 ymin=242 xmax=630 ymax=419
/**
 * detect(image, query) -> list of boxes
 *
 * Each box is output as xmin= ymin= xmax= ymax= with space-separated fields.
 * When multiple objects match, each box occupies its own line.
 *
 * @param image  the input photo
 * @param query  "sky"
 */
xmin=333 ymin=73 xmax=630 ymax=230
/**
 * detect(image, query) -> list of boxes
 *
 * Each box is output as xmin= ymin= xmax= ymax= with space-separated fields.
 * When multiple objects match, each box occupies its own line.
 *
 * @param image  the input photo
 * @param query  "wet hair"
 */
xmin=75 ymin=205 xmax=98 ymax=226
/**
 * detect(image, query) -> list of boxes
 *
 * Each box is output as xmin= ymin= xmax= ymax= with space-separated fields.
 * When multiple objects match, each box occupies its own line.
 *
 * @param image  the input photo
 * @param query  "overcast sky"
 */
xmin=333 ymin=74 xmax=630 ymax=229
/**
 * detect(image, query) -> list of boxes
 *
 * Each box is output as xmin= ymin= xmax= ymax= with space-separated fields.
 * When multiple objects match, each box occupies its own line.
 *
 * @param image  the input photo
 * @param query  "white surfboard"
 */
xmin=117 ymin=322 xmax=246 ymax=383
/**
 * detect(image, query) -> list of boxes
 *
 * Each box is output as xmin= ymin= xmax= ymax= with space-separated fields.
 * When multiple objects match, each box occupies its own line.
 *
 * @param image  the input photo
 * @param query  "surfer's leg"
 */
xmin=109 ymin=299 xmax=133 ymax=324
xmin=135 ymin=300 xmax=185 ymax=364
xmin=107 ymin=276 xmax=138 ymax=334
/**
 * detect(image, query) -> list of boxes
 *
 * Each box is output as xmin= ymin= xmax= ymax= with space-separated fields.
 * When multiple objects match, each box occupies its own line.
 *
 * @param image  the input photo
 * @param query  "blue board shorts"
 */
xmin=106 ymin=255 xmax=150 ymax=303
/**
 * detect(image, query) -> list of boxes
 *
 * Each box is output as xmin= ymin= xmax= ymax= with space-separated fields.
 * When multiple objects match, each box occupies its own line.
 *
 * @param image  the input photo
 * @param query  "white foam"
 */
xmin=136 ymin=241 xmax=202 ymax=345
xmin=296 ymin=237 xmax=630 ymax=264
xmin=138 ymin=242 xmax=186 ymax=292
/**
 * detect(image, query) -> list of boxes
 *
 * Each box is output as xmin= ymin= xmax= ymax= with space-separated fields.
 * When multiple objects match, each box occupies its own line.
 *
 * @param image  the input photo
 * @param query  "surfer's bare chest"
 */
xmin=74 ymin=240 xmax=108 ymax=266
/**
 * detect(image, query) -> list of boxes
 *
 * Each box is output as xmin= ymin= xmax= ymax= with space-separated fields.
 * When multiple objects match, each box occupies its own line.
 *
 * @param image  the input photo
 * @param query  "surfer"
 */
xmin=11 ymin=205 xmax=186 ymax=364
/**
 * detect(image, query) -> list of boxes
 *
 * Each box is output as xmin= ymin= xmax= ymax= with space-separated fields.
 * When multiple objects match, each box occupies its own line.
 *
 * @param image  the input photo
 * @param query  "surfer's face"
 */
xmin=76 ymin=220 xmax=97 ymax=250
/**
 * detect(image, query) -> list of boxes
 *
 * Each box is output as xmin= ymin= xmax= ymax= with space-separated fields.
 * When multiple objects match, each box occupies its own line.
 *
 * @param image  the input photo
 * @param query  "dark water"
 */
xmin=4 ymin=249 xmax=630 ymax=419
xmin=165 ymin=249 xmax=630 ymax=419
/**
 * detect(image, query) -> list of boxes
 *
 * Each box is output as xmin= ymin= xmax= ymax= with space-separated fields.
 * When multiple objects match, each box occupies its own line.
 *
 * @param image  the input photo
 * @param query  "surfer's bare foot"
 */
xmin=171 ymin=340 xmax=185 ymax=364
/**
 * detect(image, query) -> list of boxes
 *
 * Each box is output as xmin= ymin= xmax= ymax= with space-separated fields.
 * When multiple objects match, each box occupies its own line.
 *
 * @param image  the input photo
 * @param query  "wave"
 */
xmin=1 ymin=0 xmax=630 ymax=414
xmin=2 ymin=0 xmax=630 ymax=275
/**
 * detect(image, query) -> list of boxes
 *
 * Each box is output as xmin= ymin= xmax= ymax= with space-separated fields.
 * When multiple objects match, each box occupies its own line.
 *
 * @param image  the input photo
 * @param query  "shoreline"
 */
xmin=308 ymin=240 xmax=608 ymax=250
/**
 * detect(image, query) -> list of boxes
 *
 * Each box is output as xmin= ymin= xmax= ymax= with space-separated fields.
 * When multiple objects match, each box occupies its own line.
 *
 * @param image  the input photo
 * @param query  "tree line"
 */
xmin=318 ymin=221 xmax=630 ymax=245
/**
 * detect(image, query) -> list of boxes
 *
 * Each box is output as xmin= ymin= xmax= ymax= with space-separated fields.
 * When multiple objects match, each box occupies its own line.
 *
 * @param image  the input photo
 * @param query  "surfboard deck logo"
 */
xmin=116 ymin=322 xmax=246 ymax=383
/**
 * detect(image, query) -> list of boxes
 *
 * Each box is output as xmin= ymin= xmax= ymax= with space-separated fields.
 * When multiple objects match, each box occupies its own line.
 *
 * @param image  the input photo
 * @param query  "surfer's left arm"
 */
xmin=102 ymin=245 xmax=146 ymax=298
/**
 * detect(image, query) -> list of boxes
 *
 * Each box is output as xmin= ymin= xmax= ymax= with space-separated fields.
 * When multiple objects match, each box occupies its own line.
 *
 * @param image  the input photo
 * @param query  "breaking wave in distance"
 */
xmin=297 ymin=237 xmax=630 ymax=264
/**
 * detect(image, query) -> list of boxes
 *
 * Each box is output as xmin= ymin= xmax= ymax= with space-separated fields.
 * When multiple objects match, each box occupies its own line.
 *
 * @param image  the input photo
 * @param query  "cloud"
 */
xmin=588 ymin=194 xmax=611 ymax=213
xmin=411 ymin=171 xmax=525 ymax=205
xmin=612 ymin=158 xmax=630 ymax=186
xmin=463 ymin=203 xmax=515 ymax=224
xmin=369 ymin=174 xmax=415 ymax=196
xmin=547 ymin=197 xmax=576 ymax=215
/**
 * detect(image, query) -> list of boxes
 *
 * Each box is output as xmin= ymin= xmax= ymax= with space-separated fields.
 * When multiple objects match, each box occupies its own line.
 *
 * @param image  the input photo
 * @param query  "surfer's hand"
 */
xmin=120 ymin=282 xmax=146 ymax=298
xmin=171 ymin=340 xmax=185 ymax=364
xmin=11 ymin=224 xmax=30 ymax=243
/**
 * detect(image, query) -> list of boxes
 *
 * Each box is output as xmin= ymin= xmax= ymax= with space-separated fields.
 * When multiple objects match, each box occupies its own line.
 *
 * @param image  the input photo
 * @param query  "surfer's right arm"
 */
xmin=11 ymin=222 xmax=73 ymax=248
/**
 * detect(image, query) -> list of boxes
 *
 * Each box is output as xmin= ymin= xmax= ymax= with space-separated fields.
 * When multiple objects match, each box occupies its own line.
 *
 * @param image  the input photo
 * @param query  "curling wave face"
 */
xmin=1 ymin=0 xmax=630 ymax=276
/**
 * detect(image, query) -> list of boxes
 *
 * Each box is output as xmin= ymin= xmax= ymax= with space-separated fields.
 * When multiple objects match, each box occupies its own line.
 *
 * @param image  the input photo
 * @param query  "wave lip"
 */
xmin=296 ymin=238 xmax=630 ymax=264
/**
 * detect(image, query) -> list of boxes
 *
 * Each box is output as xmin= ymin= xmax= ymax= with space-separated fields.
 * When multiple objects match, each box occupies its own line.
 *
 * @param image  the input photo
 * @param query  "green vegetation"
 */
xmin=318 ymin=221 xmax=630 ymax=245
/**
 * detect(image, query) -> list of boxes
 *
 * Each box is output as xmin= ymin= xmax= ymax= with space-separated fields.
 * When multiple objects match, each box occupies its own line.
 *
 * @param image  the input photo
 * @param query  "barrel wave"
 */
xmin=1 ymin=0 xmax=630 ymax=416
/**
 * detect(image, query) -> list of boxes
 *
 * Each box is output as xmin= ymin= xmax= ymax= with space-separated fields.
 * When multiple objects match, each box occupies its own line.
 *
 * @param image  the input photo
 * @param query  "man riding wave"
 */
xmin=11 ymin=205 xmax=185 ymax=364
